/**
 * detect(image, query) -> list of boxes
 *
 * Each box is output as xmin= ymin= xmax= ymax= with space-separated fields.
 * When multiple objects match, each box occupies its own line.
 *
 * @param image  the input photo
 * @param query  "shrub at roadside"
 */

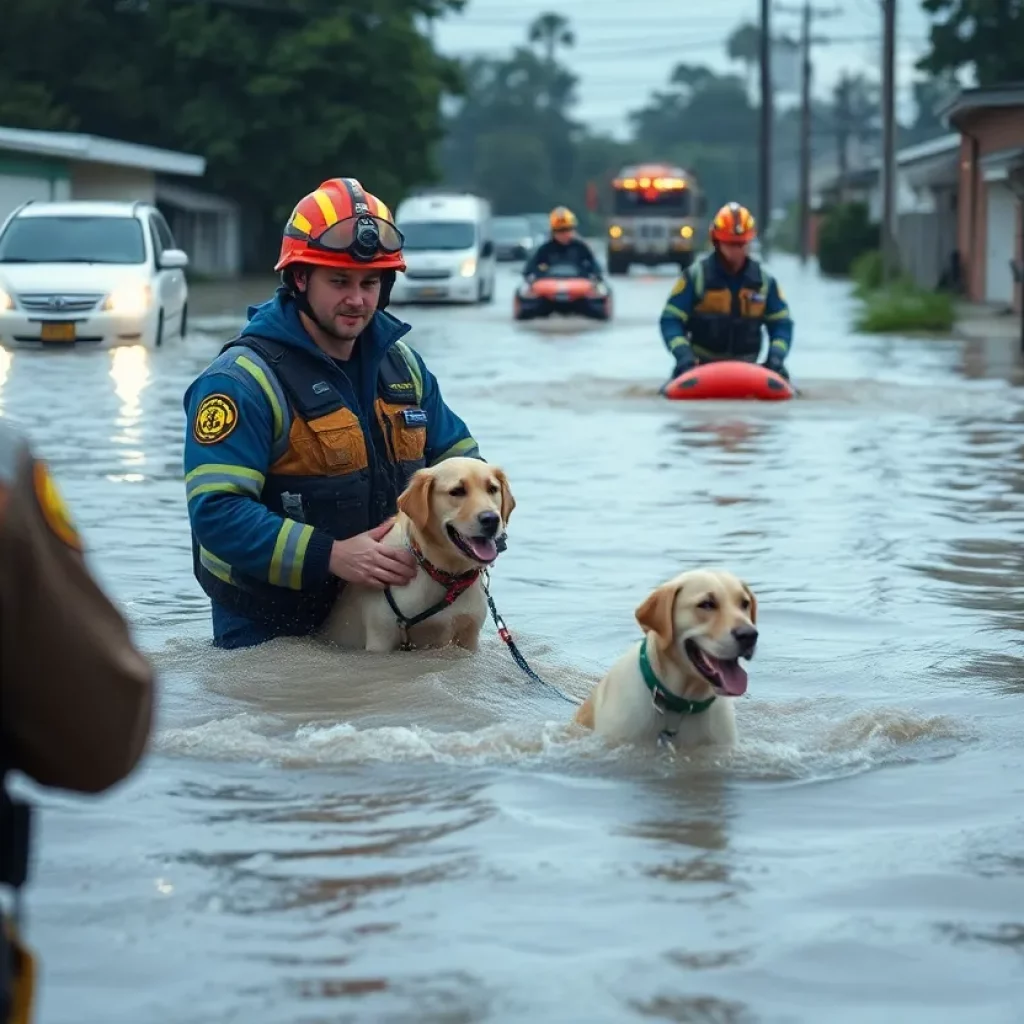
xmin=816 ymin=202 xmax=879 ymax=276
xmin=850 ymin=249 xmax=885 ymax=296
xmin=854 ymin=282 xmax=955 ymax=333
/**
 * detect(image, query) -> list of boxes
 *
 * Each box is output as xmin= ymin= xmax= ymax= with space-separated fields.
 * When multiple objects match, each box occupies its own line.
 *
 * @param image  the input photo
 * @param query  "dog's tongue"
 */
xmin=466 ymin=536 xmax=498 ymax=563
xmin=708 ymin=655 xmax=748 ymax=696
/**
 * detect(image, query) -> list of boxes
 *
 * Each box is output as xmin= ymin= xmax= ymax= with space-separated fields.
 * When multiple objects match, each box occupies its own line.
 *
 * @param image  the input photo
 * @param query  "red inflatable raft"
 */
xmin=663 ymin=360 xmax=796 ymax=401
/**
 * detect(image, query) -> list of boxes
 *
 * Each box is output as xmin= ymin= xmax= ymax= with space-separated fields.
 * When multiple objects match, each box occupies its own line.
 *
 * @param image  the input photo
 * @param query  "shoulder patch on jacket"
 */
xmin=33 ymin=459 xmax=82 ymax=550
xmin=193 ymin=393 xmax=239 ymax=445
xmin=670 ymin=275 xmax=688 ymax=297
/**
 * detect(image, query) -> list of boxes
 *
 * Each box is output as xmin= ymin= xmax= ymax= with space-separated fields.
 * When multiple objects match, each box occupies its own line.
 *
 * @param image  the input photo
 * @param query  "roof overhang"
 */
xmin=0 ymin=125 xmax=205 ymax=177
xmin=938 ymin=84 xmax=1024 ymax=128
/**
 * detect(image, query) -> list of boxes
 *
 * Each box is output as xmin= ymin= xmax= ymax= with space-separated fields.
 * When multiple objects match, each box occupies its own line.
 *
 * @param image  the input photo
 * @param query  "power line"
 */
xmin=457 ymin=37 xmax=753 ymax=61
xmin=450 ymin=31 xmax=928 ymax=64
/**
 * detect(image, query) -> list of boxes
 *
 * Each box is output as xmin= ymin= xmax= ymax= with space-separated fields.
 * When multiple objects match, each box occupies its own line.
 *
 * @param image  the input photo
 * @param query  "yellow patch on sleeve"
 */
xmin=193 ymin=393 xmax=239 ymax=445
xmin=32 ymin=460 xmax=81 ymax=550
xmin=670 ymin=276 xmax=688 ymax=297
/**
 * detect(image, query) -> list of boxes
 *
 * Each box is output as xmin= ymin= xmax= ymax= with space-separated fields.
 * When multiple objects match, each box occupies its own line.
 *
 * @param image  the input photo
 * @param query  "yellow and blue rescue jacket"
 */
xmin=182 ymin=289 xmax=480 ymax=634
xmin=659 ymin=252 xmax=794 ymax=365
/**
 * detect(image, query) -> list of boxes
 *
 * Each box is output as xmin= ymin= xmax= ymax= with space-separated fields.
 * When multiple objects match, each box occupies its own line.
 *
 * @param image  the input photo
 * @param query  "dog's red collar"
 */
xmin=409 ymin=538 xmax=480 ymax=604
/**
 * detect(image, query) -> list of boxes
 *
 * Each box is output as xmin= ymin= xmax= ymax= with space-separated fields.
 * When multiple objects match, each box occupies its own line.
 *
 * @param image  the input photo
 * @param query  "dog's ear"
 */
xmin=741 ymin=581 xmax=758 ymax=624
xmin=397 ymin=469 xmax=434 ymax=531
xmin=494 ymin=467 xmax=516 ymax=523
xmin=635 ymin=581 xmax=680 ymax=650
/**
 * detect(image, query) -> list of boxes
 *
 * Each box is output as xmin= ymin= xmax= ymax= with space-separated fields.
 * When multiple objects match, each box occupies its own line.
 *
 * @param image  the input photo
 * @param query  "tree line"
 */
xmin=0 ymin=0 xmax=1019 ymax=267
xmin=0 ymin=0 xmax=465 ymax=267
xmin=440 ymin=10 xmax=963 ymax=234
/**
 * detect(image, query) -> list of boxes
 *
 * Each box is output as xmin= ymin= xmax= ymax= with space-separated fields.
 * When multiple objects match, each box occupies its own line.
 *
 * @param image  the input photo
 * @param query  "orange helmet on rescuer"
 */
xmin=709 ymin=201 xmax=756 ymax=245
xmin=549 ymin=206 xmax=578 ymax=231
xmin=275 ymin=178 xmax=407 ymax=274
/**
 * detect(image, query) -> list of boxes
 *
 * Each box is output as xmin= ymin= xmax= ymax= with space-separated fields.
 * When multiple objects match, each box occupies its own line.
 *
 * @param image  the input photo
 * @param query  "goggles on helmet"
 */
xmin=296 ymin=215 xmax=404 ymax=262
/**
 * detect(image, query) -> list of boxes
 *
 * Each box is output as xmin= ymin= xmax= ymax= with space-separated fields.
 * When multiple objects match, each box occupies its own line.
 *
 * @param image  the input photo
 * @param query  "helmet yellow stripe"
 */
xmin=291 ymin=211 xmax=312 ymax=235
xmin=312 ymin=189 xmax=339 ymax=227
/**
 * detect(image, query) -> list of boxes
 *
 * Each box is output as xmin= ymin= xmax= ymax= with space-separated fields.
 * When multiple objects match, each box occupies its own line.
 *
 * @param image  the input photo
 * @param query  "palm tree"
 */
xmin=528 ymin=12 xmax=575 ymax=65
xmin=726 ymin=22 xmax=761 ymax=90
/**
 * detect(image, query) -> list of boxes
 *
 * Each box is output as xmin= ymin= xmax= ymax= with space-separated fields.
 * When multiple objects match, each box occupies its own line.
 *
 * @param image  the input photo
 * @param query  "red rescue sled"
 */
xmin=663 ymin=360 xmax=796 ymax=401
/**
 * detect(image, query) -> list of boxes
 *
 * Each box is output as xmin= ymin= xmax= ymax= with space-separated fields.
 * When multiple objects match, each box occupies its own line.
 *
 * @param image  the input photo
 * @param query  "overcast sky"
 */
xmin=433 ymin=0 xmax=936 ymax=137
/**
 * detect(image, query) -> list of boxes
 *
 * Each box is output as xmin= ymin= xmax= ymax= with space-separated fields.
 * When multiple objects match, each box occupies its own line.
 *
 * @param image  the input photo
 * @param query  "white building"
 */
xmin=0 ymin=125 xmax=241 ymax=278
xmin=812 ymin=133 xmax=962 ymax=289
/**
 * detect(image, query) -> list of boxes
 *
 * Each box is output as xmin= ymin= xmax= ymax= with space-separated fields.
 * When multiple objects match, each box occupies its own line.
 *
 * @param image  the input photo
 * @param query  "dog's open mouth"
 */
xmin=684 ymin=638 xmax=748 ymax=696
xmin=446 ymin=524 xmax=500 ymax=565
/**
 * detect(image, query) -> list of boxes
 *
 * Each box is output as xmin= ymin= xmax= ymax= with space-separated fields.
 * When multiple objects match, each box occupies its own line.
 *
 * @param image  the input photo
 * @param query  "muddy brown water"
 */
xmin=1 ymin=254 xmax=1022 ymax=1023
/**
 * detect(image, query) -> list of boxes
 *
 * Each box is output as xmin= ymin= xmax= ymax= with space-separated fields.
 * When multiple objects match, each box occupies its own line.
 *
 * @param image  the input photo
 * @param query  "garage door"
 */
xmin=0 ymin=174 xmax=53 ymax=227
xmin=985 ymin=182 xmax=1016 ymax=304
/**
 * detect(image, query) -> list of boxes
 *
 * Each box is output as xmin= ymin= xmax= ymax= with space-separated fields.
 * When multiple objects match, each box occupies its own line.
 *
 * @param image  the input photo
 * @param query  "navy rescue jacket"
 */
xmin=182 ymin=288 xmax=481 ymax=633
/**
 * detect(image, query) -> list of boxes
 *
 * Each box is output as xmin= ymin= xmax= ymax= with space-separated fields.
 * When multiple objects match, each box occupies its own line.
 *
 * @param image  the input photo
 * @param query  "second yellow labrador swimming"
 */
xmin=574 ymin=569 xmax=759 ymax=749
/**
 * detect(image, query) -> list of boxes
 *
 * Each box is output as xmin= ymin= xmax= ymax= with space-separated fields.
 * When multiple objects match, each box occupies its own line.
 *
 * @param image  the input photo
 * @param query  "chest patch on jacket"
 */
xmin=402 ymin=408 xmax=428 ymax=427
xmin=739 ymin=289 xmax=766 ymax=317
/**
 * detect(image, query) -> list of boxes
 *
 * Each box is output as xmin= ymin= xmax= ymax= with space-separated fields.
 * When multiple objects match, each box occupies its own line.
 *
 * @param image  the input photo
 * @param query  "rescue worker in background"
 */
xmin=522 ymin=206 xmax=602 ymax=280
xmin=183 ymin=177 xmax=483 ymax=650
xmin=1 ymin=419 xmax=154 ymax=1024
xmin=659 ymin=201 xmax=793 ymax=390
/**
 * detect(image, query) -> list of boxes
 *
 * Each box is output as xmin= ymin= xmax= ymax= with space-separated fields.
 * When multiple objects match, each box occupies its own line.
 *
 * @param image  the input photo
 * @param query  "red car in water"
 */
xmin=513 ymin=262 xmax=612 ymax=322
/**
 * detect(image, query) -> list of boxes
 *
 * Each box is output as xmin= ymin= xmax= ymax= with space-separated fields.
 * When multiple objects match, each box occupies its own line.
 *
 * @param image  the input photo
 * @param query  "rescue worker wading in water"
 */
xmin=183 ymin=177 xmax=483 ymax=650
xmin=1 ymin=420 xmax=154 ymax=1024
xmin=659 ymin=201 xmax=794 ymax=392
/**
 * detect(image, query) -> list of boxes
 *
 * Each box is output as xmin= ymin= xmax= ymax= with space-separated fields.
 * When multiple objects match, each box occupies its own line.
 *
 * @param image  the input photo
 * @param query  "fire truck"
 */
xmin=605 ymin=163 xmax=707 ymax=276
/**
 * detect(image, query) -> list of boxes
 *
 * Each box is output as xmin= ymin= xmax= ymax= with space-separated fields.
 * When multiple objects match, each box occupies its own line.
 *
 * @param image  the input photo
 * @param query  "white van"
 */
xmin=390 ymin=192 xmax=496 ymax=305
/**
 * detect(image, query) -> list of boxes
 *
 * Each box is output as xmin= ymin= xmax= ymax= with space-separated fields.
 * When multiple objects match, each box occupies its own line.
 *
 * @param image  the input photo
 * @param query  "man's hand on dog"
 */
xmin=330 ymin=520 xmax=417 ymax=589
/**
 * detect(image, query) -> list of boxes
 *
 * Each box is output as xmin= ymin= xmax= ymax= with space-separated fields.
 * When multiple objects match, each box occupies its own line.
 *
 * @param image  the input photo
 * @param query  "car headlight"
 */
xmin=517 ymin=283 xmax=534 ymax=298
xmin=680 ymin=225 xmax=694 ymax=239
xmin=593 ymin=282 xmax=609 ymax=297
xmin=0 ymin=287 xmax=13 ymax=311
xmin=103 ymin=283 xmax=152 ymax=317
xmin=459 ymin=257 xmax=477 ymax=278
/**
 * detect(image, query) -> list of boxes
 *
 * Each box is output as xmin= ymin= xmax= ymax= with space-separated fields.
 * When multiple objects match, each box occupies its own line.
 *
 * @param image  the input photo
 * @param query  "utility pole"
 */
xmin=759 ymin=0 xmax=772 ymax=257
xmin=799 ymin=2 xmax=812 ymax=264
xmin=834 ymin=73 xmax=851 ymax=204
xmin=777 ymin=2 xmax=842 ymax=264
xmin=881 ymin=0 xmax=898 ymax=284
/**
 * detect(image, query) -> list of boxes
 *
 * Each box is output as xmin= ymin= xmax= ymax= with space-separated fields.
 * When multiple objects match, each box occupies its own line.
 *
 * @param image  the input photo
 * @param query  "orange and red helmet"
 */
xmin=275 ymin=178 xmax=406 ymax=274
xmin=549 ymin=206 xmax=578 ymax=231
xmin=709 ymin=202 xmax=756 ymax=245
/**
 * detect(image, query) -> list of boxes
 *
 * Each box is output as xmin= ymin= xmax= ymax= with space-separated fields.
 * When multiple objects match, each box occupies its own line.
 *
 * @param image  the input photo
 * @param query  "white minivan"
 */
xmin=389 ymin=192 xmax=496 ymax=305
xmin=0 ymin=199 xmax=189 ymax=349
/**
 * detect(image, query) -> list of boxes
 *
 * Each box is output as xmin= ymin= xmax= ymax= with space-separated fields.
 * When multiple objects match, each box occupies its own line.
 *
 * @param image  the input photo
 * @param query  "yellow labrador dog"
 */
xmin=574 ymin=569 xmax=758 ymax=749
xmin=322 ymin=457 xmax=515 ymax=653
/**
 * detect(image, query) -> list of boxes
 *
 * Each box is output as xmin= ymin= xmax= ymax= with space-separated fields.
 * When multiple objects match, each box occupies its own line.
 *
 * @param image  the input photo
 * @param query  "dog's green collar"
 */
xmin=639 ymin=636 xmax=716 ymax=716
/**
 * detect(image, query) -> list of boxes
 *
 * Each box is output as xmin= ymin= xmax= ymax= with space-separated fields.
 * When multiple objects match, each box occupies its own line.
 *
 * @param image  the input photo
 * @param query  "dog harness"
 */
xmin=384 ymin=538 xmax=480 ymax=649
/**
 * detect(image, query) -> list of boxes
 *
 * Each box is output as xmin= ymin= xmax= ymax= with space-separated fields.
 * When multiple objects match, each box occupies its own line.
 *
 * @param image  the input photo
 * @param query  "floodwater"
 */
xmin=2 ymin=254 xmax=1023 ymax=1024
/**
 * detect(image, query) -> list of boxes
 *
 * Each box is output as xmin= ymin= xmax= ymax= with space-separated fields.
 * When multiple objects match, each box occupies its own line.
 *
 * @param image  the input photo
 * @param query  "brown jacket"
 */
xmin=0 ymin=421 xmax=154 ymax=794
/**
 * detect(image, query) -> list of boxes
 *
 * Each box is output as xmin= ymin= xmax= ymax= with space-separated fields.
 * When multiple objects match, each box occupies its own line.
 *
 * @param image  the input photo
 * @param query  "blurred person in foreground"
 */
xmin=522 ymin=206 xmax=602 ymax=280
xmin=1 ymin=419 xmax=154 ymax=1024
xmin=182 ymin=177 xmax=482 ymax=650
xmin=659 ymin=201 xmax=794 ymax=392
